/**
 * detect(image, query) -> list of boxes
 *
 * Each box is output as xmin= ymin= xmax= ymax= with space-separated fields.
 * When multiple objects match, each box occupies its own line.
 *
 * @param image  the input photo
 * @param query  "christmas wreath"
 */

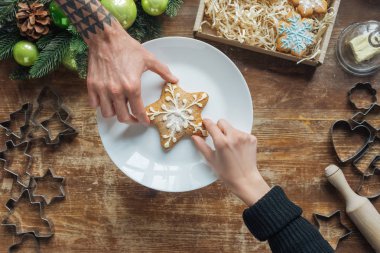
xmin=0 ymin=0 xmax=183 ymax=80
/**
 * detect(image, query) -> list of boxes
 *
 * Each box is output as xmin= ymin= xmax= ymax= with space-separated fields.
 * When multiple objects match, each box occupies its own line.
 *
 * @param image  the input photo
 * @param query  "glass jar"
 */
xmin=336 ymin=21 xmax=380 ymax=76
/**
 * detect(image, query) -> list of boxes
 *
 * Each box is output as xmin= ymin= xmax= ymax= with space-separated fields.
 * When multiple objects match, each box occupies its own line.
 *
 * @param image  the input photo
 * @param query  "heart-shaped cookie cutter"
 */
xmin=331 ymin=120 xmax=373 ymax=163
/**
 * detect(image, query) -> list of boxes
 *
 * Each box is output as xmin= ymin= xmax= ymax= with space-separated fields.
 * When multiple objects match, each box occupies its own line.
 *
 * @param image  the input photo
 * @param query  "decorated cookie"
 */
xmin=290 ymin=0 xmax=327 ymax=17
xmin=290 ymin=0 xmax=328 ymax=17
xmin=276 ymin=11 xmax=315 ymax=57
xmin=146 ymin=83 xmax=209 ymax=150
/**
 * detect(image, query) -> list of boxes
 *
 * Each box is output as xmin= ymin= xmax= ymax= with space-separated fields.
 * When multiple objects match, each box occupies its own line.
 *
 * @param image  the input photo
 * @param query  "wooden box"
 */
xmin=193 ymin=0 xmax=341 ymax=66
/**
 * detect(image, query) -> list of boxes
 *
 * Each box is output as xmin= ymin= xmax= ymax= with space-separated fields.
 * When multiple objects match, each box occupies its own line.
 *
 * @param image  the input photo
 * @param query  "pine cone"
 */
xmin=16 ymin=2 xmax=51 ymax=40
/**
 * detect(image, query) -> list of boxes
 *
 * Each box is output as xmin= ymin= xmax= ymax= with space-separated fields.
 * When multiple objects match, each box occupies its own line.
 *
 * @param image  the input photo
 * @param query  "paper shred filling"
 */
xmin=201 ymin=0 xmax=336 ymax=60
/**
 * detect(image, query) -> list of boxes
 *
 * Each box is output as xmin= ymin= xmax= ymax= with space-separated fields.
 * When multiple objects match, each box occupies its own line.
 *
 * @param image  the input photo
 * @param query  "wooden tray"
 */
xmin=193 ymin=0 xmax=341 ymax=66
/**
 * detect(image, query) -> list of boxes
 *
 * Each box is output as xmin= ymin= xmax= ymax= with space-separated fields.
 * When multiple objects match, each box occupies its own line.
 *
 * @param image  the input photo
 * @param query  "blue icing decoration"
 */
xmin=278 ymin=13 xmax=315 ymax=55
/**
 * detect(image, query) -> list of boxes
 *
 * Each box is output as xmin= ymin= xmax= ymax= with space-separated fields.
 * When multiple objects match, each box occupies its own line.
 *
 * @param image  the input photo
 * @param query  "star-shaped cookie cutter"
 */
xmin=0 ymin=140 xmax=33 ymax=187
xmin=31 ymin=168 xmax=65 ymax=205
xmin=8 ymin=233 xmax=41 ymax=253
xmin=2 ymin=189 xmax=54 ymax=238
xmin=313 ymin=210 xmax=352 ymax=250
xmin=0 ymin=103 xmax=33 ymax=140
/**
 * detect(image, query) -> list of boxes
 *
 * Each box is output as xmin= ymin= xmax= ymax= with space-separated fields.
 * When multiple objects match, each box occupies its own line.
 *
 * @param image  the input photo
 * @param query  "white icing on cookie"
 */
xmin=278 ymin=12 xmax=314 ymax=56
xmin=147 ymin=84 xmax=208 ymax=148
xmin=298 ymin=0 xmax=324 ymax=14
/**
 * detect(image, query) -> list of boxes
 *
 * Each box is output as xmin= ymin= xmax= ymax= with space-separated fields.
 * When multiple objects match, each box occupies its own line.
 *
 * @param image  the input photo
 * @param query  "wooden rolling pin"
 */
xmin=325 ymin=164 xmax=380 ymax=252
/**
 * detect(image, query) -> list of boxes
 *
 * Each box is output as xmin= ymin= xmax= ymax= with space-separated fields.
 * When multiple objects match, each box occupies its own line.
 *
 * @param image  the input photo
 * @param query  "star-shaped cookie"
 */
xmin=146 ymin=83 xmax=209 ymax=150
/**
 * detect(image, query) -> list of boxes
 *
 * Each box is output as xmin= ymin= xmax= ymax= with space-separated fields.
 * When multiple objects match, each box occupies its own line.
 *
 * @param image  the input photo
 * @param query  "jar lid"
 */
xmin=336 ymin=21 xmax=380 ymax=76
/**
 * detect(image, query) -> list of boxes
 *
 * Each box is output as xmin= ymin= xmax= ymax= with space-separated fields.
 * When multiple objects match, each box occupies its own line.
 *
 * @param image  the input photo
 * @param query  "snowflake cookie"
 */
xmin=146 ymin=83 xmax=209 ymax=150
xmin=290 ymin=0 xmax=328 ymax=18
xmin=276 ymin=11 xmax=316 ymax=57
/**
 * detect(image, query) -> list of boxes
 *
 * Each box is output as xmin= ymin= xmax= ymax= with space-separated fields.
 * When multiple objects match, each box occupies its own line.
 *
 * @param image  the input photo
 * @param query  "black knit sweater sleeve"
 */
xmin=242 ymin=186 xmax=334 ymax=253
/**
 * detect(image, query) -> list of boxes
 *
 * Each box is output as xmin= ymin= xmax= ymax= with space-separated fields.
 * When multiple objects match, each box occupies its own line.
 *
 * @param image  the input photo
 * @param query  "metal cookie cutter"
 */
xmin=8 ymin=233 xmax=41 ymax=253
xmin=356 ymin=168 xmax=380 ymax=199
xmin=352 ymin=135 xmax=380 ymax=176
xmin=331 ymin=120 xmax=373 ymax=163
xmin=0 ymin=103 xmax=33 ymax=140
xmin=31 ymin=86 xmax=70 ymax=125
xmin=31 ymin=168 xmax=65 ymax=205
xmin=39 ymin=112 xmax=78 ymax=145
xmin=352 ymin=103 xmax=380 ymax=137
xmin=0 ymin=140 xmax=33 ymax=187
xmin=348 ymin=82 xmax=377 ymax=110
xmin=2 ymin=189 xmax=54 ymax=238
xmin=313 ymin=210 xmax=352 ymax=250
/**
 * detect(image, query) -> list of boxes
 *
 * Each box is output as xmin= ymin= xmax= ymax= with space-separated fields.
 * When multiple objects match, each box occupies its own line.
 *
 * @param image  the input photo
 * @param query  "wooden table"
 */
xmin=0 ymin=0 xmax=379 ymax=252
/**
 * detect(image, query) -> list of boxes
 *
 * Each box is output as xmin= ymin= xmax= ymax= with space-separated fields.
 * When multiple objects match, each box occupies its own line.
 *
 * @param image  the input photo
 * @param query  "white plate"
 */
xmin=97 ymin=37 xmax=253 ymax=192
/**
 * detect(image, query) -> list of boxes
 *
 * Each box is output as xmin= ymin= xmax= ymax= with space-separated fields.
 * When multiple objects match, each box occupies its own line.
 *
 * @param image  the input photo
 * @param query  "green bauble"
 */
xmin=49 ymin=1 xmax=71 ymax=29
xmin=62 ymin=51 xmax=77 ymax=71
xmin=101 ymin=0 xmax=137 ymax=29
xmin=142 ymin=0 xmax=168 ymax=16
xmin=13 ymin=41 xmax=39 ymax=67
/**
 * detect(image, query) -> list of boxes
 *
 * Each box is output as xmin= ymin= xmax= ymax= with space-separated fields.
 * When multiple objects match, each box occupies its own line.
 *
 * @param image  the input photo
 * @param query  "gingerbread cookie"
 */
xmin=276 ymin=11 xmax=315 ymax=57
xmin=146 ymin=83 xmax=209 ymax=150
xmin=290 ymin=0 xmax=328 ymax=17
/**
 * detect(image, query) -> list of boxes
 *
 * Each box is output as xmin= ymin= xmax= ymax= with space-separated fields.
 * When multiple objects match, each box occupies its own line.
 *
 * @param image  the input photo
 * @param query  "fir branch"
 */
xmin=29 ymin=31 xmax=71 ymax=78
xmin=36 ymin=32 xmax=57 ymax=50
xmin=37 ymin=0 xmax=53 ymax=4
xmin=0 ymin=0 xmax=17 ymax=25
xmin=9 ymin=65 xmax=30 ymax=80
xmin=75 ymin=50 xmax=88 ymax=79
xmin=67 ymin=24 xmax=80 ymax=37
xmin=128 ymin=3 xmax=160 ymax=42
xmin=70 ymin=36 xmax=87 ymax=54
xmin=0 ymin=31 xmax=21 ymax=60
xmin=165 ymin=0 xmax=183 ymax=17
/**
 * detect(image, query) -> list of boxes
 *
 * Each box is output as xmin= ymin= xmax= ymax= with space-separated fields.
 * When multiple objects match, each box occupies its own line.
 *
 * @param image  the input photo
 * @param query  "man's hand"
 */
xmin=87 ymin=24 xmax=178 ymax=124
xmin=192 ymin=119 xmax=270 ymax=206
xmin=55 ymin=0 xmax=177 ymax=124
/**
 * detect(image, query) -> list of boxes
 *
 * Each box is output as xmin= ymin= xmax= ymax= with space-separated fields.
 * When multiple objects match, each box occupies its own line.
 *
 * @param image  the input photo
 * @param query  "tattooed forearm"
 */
xmin=55 ymin=0 xmax=115 ymax=40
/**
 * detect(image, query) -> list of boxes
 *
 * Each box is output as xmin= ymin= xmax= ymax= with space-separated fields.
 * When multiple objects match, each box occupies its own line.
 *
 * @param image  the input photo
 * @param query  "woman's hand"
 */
xmin=86 ymin=23 xmax=178 ymax=124
xmin=192 ymin=119 xmax=270 ymax=206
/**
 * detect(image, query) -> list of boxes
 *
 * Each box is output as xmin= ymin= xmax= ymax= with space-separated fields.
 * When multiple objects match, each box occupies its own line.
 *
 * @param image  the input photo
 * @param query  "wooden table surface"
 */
xmin=1 ymin=0 xmax=380 ymax=252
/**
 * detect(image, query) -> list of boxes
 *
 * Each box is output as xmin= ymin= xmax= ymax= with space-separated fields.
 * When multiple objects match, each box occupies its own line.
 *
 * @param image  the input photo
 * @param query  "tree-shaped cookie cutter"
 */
xmin=0 ymin=103 xmax=33 ymax=140
xmin=0 ymin=140 xmax=33 ymax=187
xmin=31 ymin=86 xmax=70 ymax=125
xmin=38 ymin=112 xmax=78 ymax=145
xmin=8 ymin=233 xmax=41 ymax=253
xmin=313 ymin=210 xmax=352 ymax=250
xmin=2 ymin=189 xmax=54 ymax=238
xmin=31 ymin=168 xmax=65 ymax=205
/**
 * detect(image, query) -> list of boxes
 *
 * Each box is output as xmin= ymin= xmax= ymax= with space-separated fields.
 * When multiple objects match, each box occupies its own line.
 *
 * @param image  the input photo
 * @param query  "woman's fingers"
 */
xmin=192 ymin=135 xmax=214 ymax=162
xmin=203 ymin=119 xmax=223 ymax=138
xmin=217 ymin=119 xmax=233 ymax=135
